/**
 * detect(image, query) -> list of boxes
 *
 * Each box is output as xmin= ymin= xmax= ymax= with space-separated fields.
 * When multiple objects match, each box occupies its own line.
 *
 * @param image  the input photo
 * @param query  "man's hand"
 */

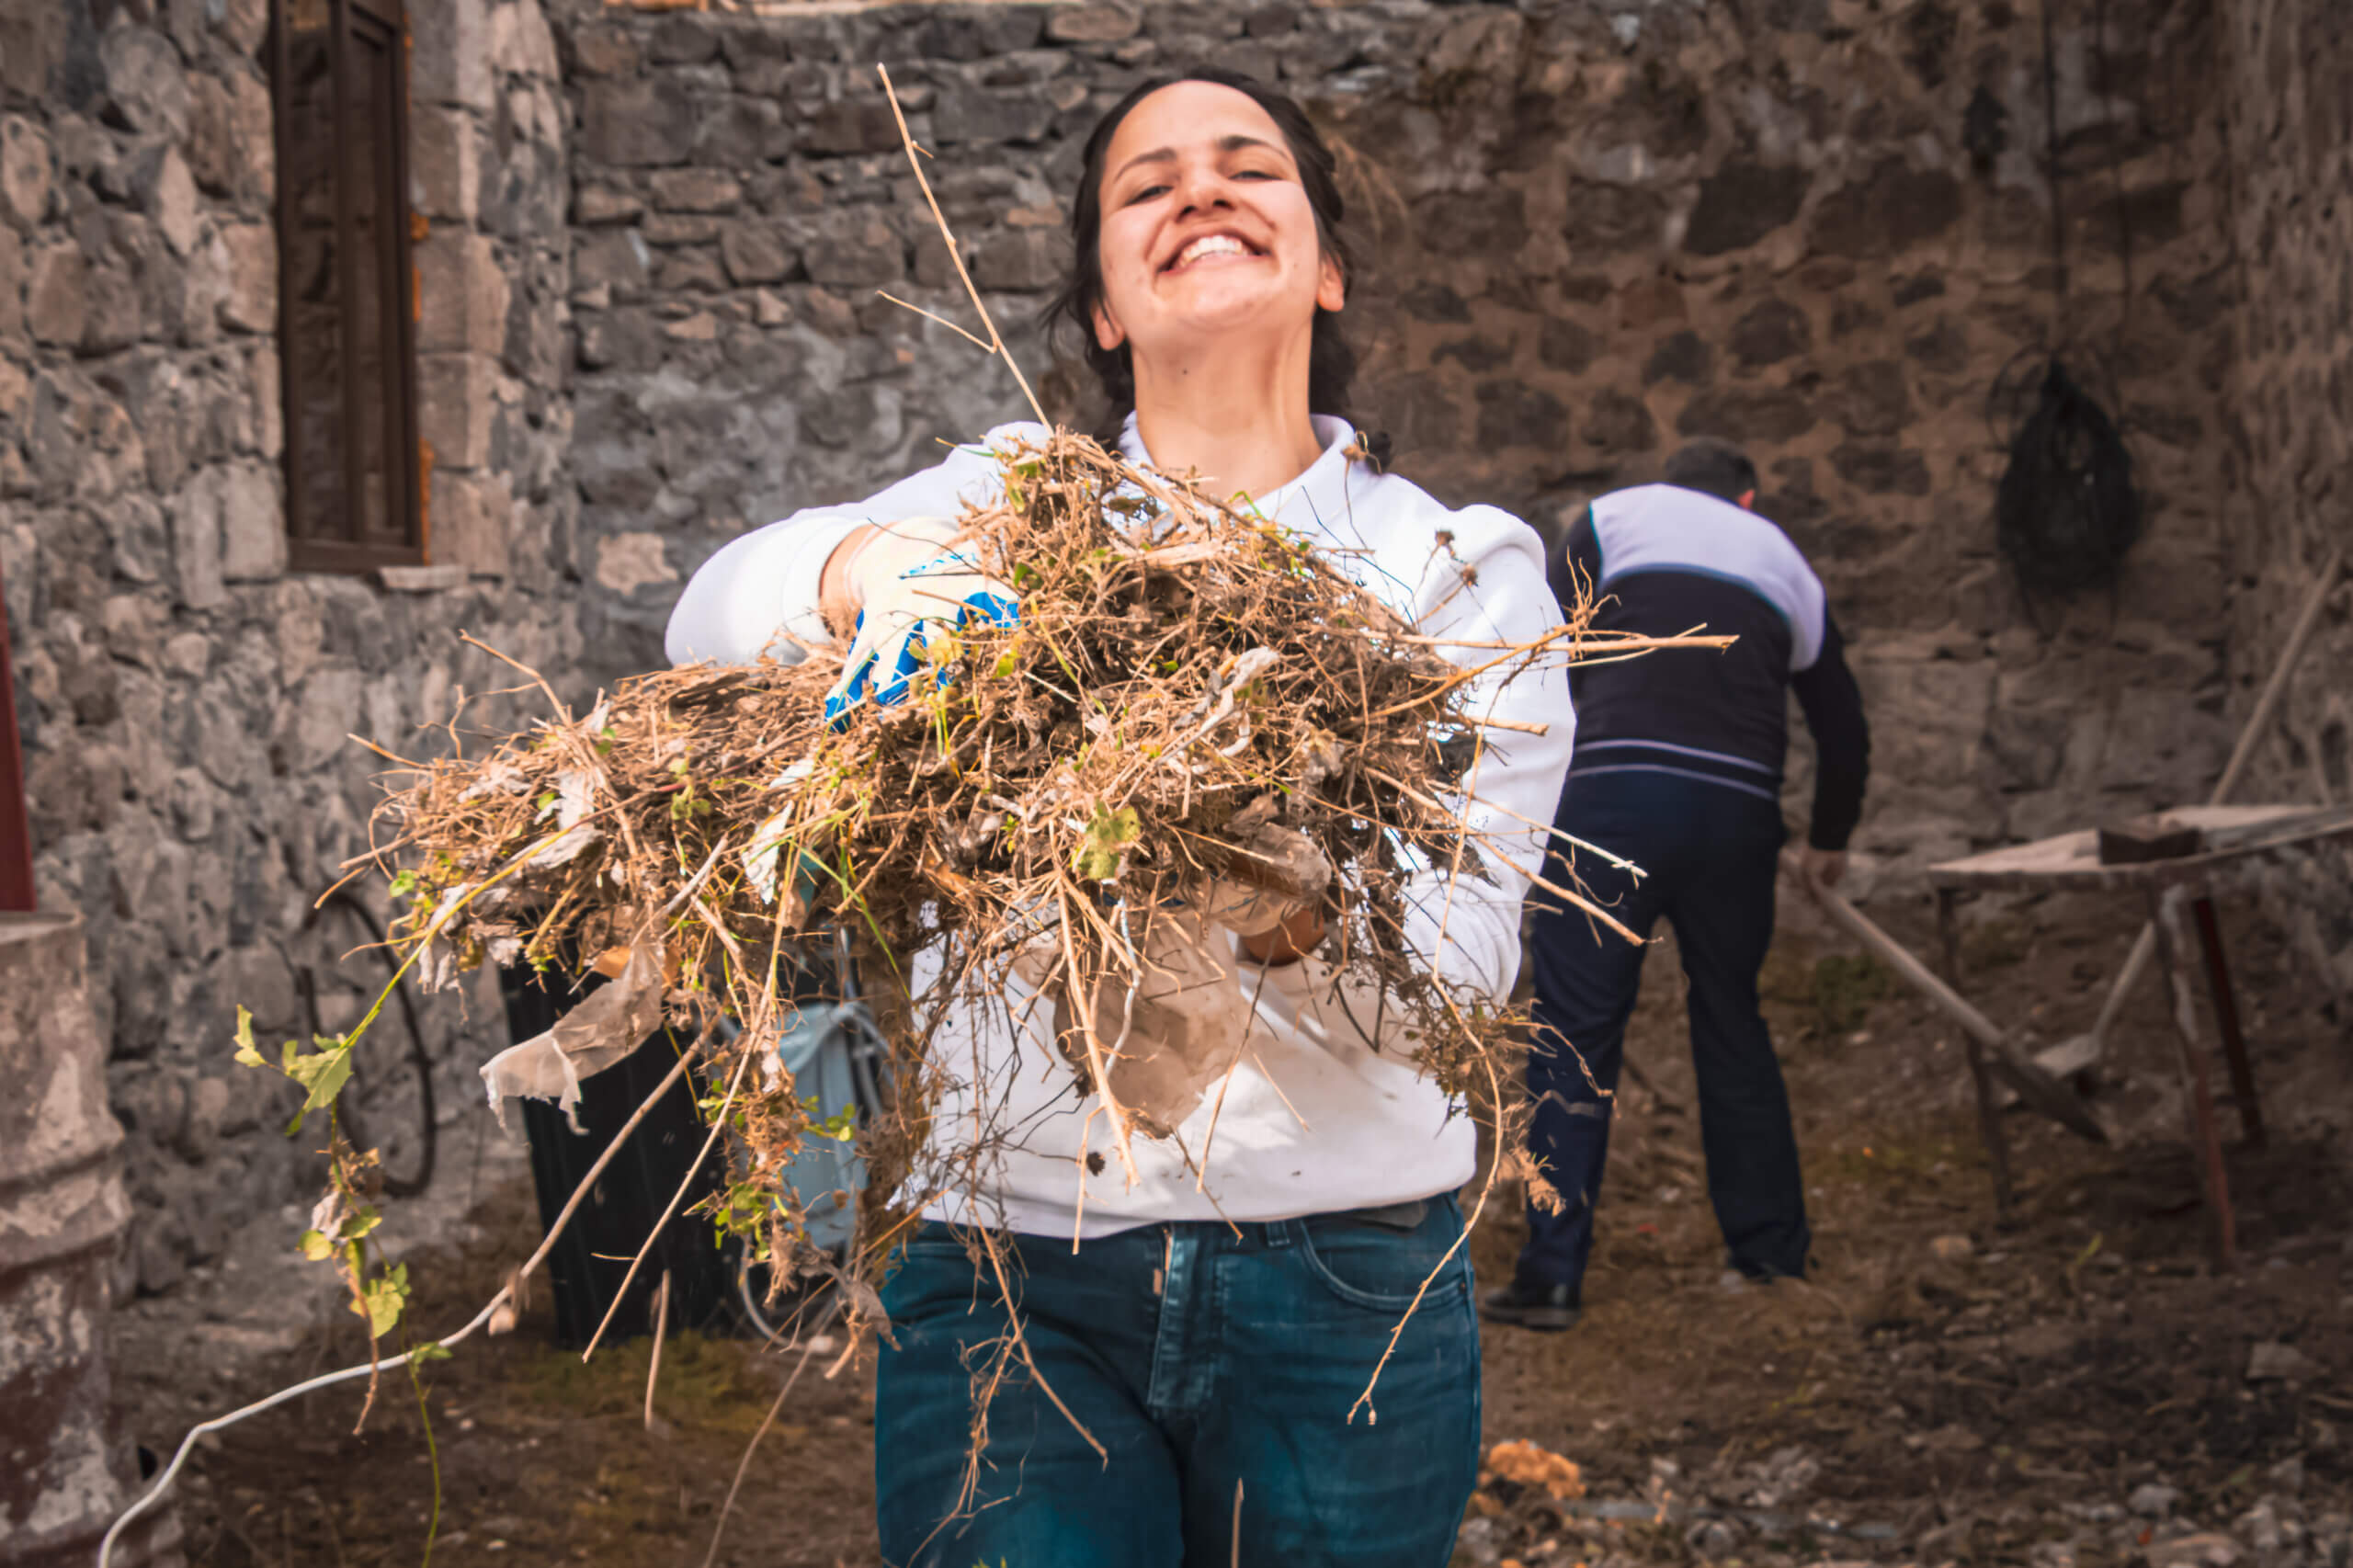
xmin=1798 ymin=845 xmax=1847 ymax=891
xmin=819 ymin=517 xmax=1017 ymax=726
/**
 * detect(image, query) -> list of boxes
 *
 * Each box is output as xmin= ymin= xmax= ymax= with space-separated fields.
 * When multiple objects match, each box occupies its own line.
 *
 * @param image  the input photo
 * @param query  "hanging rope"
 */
xmin=1989 ymin=0 xmax=2143 ymax=627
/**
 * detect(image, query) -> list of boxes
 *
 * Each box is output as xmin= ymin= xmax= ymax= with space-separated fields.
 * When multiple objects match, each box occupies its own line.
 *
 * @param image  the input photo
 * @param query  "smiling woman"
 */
xmin=1049 ymin=70 xmax=1365 ymax=492
xmin=663 ymin=68 xmax=1575 ymax=1568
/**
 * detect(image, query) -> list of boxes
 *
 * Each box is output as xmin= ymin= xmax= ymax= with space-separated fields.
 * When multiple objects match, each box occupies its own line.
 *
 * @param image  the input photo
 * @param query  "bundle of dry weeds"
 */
xmin=369 ymin=428 xmax=1707 ymax=1346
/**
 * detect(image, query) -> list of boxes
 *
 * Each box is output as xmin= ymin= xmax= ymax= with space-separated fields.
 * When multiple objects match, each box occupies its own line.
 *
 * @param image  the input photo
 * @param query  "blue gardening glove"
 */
xmin=822 ymin=517 xmax=1018 ymax=729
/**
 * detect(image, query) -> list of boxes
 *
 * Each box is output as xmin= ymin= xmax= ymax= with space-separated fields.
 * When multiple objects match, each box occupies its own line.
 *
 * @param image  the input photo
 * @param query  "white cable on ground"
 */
xmin=99 ymin=1041 xmax=702 ymax=1566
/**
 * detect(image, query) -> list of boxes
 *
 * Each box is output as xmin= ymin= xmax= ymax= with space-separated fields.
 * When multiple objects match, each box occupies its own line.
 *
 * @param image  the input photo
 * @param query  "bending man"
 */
xmin=1483 ymin=438 xmax=1870 ymax=1331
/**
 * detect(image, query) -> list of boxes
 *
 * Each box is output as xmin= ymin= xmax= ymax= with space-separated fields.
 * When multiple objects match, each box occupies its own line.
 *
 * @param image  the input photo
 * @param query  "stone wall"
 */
xmin=558 ymin=0 xmax=2240 ymax=876
xmin=4 ymin=0 xmax=2330 ymax=1293
xmin=0 ymin=0 xmax=580 ymax=1293
xmin=2216 ymin=0 xmax=2353 ymax=995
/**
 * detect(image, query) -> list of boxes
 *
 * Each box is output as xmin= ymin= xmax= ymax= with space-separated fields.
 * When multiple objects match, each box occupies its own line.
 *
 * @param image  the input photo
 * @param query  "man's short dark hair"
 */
xmin=1663 ymin=439 xmax=1758 ymax=505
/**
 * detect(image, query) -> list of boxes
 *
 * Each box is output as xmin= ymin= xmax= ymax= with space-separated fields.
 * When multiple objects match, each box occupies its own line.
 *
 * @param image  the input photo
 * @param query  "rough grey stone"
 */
xmin=934 ymin=79 xmax=1058 ymax=145
xmin=650 ymin=167 xmax=743 ymax=213
xmin=1644 ymin=330 xmax=1714 ymax=386
xmin=970 ymin=229 xmax=1064 ymax=293
xmin=1677 ymin=386 xmax=1815 ymax=443
xmin=215 ymin=222 xmax=275 ymax=335
xmin=580 ymin=80 xmax=696 ymax=166
xmin=185 ymin=69 xmax=272 ymax=203
xmin=720 ymin=222 xmax=796 ymax=286
xmin=100 ymin=28 xmax=190 ymax=139
xmin=648 ymin=13 xmax=723 ymax=65
xmin=409 ymin=107 xmax=482 ymax=225
xmin=1046 ymin=5 xmax=1141 ymax=43
xmin=1812 ymin=158 xmax=1962 ymax=258
xmin=800 ymin=97 xmax=904 ymax=156
xmin=642 ymin=213 xmax=722 ymax=246
xmin=1829 ymin=441 xmax=1932 ymax=496
xmin=570 ymin=26 xmax=641 ymax=78
xmin=418 ymin=353 xmax=497 ymax=471
xmin=415 ymin=233 xmax=509 ymax=353
xmin=657 ymin=247 xmax=727 ymax=292
xmin=695 ymin=96 xmax=790 ymax=165
xmin=1564 ymin=183 xmax=1666 ymax=255
xmin=410 ymin=0 xmax=494 ymax=111
xmin=489 ymin=0 xmax=562 ymax=79
xmin=1539 ymin=318 xmax=1599 ymax=375
xmin=1834 ymin=360 xmax=1913 ymax=437
xmin=802 ymin=215 xmax=904 ymax=287
xmin=1729 ymin=298 xmax=1812 ymax=368
xmin=216 ymin=462 xmax=282 ymax=582
xmin=574 ymin=228 xmax=651 ymax=297
xmin=0 ymin=115 xmax=51 ymax=229
xmin=1476 ymin=381 xmax=1567 ymax=449
xmin=0 ymin=224 xmax=23 ymax=344
xmin=1584 ymin=391 xmax=1658 ymax=454
xmin=27 ymin=240 xmax=87 ymax=347
xmin=1414 ymin=186 xmax=1528 ymax=258
xmin=168 ymin=475 xmax=224 ymax=611
xmin=1685 ymin=162 xmax=1810 ymax=256
xmin=133 ymin=145 xmax=200 ymax=258
xmin=574 ymin=187 xmax=642 ymax=225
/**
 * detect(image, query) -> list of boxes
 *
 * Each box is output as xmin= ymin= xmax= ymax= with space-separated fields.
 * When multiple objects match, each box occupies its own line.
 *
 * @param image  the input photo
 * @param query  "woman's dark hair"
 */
xmin=1046 ymin=68 xmax=1368 ymax=443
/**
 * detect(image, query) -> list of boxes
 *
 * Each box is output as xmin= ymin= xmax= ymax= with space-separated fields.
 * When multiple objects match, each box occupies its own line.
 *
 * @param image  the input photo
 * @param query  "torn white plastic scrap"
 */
xmin=529 ymin=767 xmax=601 ymax=869
xmin=413 ymin=881 xmax=474 ymax=994
xmin=479 ymin=942 xmax=667 ymax=1133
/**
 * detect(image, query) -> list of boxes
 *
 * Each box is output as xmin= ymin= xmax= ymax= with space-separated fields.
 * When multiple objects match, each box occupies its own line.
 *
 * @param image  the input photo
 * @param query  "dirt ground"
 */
xmin=110 ymin=884 xmax=2353 ymax=1567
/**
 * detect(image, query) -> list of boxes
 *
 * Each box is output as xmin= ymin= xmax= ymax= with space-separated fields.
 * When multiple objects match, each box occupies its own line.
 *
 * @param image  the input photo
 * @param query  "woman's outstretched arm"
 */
xmin=662 ymin=423 xmax=1042 ymax=667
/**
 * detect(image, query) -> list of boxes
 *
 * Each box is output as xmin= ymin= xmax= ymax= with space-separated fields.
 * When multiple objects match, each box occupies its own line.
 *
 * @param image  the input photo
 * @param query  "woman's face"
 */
xmin=1090 ymin=82 xmax=1345 ymax=367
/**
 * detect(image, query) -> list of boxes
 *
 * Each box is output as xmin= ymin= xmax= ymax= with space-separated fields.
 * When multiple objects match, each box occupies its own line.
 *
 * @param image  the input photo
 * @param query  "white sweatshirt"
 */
xmin=665 ymin=415 xmax=1574 ymax=1238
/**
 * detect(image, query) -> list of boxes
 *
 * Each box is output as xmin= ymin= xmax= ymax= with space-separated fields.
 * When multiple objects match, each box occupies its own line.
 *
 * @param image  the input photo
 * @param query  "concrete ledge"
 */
xmin=374 ymin=563 xmax=472 ymax=593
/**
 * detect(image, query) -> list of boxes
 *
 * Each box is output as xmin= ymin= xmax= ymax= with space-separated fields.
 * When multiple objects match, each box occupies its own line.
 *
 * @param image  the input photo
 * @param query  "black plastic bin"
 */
xmin=494 ymin=963 xmax=737 ymax=1347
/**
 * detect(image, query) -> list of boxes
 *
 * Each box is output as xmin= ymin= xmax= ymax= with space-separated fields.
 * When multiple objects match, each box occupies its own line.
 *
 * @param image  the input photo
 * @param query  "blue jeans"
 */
xmin=874 ymin=1196 xmax=1480 ymax=1566
xmin=1519 ymin=768 xmax=1809 ymax=1293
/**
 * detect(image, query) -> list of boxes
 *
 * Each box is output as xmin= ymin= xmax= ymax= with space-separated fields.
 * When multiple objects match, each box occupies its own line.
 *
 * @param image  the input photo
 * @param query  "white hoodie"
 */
xmin=664 ymin=415 xmax=1574 ymax=1238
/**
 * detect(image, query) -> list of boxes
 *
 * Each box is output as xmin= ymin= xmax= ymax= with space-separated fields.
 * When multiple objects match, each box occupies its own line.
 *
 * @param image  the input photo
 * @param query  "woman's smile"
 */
xmin=1162 ymin=230 xmax=1267 ymax=275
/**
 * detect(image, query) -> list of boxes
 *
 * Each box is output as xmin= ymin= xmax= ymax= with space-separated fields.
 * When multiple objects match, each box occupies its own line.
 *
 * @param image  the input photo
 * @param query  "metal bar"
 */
xmin=2149 ymin=885 xmax=2237 ymax=1271
xmin=381 ymin=0 xmax=424 ymax=555
xmin=2190 ymin=895 xmax=2264 ymax=1148
xmin=0 ymin=554 xmax=34 ymax=913
xmin=268 ymin=0 xmax=307 ymax=547
xmin=1939 ymin=888 xmax=2009 ymax=1211
xmin=330 ymin=0 xmax=363 ymax=544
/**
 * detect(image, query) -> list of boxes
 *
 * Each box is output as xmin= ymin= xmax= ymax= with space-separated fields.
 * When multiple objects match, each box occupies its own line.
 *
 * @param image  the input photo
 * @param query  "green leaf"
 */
xmin=298 ymin=1228 xmax=335 ymax=1262
xmin=286 ymin=1040 xmax=356 ymax=1114
xmin=410 ymin=1341 xmax=452 ymax=1365
xmin=337 ymin=1206 xmax=383 ymax=1241
xmin=1071 ymin=805 xmax=1142 ymax=882
xmin=354 ymin=1263 xmax=410 ymax=1338
xmin=387 ymin=869 xmax=418 ymax=899
xmin=233 ymin=1006 xmax=266 ymax=1069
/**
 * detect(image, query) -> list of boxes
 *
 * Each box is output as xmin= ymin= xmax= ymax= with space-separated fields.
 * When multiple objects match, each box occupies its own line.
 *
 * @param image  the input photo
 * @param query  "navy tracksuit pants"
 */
xmin=1518 ymin=767 xmax=1811 ymax=1292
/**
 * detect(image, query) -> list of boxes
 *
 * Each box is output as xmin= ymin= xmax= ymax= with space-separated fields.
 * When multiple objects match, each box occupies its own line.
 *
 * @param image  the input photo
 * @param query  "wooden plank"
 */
xmin=1789 ymin=858 xmax=2108 ymax=1142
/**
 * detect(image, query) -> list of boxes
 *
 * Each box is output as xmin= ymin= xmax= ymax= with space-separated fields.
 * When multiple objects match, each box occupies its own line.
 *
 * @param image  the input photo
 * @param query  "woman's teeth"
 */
xmin=1174 ymin=234 xmax=1252 ymax=268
